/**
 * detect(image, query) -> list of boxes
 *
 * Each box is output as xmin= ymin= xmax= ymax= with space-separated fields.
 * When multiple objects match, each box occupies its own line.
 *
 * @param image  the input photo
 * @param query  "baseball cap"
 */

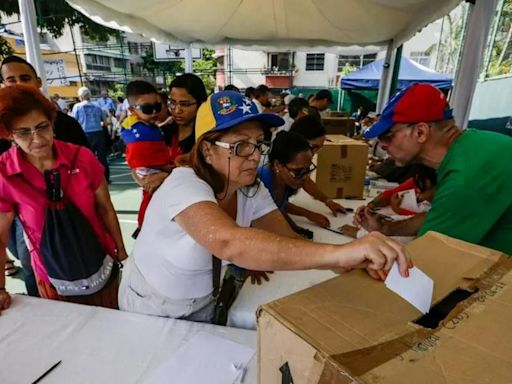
xmin=195 ymin=90 xmax=284 ymax=140
xmin=283 ymin=94 xmax=296 ymax=105
xmin=363 ymin=83 xmax=453 ymax=139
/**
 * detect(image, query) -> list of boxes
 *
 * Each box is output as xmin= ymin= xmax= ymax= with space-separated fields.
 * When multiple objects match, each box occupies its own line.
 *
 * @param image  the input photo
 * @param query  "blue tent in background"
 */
xmin=340 ymin=57 xmax=453 ymax=90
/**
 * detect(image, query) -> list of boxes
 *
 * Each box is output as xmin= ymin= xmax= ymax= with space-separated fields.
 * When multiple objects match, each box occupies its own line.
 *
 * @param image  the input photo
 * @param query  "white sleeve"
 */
xmin=249 ymin=181 xmax=278 ymax=221
xmin=163 ymin=168 xmax=218 ymax=221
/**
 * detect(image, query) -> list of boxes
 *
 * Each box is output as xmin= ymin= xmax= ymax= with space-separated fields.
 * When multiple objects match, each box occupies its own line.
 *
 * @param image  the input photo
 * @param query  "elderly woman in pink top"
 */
xmin=0 ymin=85 xmax=127 ymax=312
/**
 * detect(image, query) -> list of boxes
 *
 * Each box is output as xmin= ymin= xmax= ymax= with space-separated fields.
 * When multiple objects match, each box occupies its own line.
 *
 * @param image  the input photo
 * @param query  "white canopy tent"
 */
xmin=16 ymin=0 xmax=498 ymax=127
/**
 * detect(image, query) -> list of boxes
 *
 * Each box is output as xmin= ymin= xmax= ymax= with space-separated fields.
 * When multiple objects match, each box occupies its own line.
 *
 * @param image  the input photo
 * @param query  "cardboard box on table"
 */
xmin=321 ymin=117 xmax=356 ymax=135
xmin=258 ymin=232 xmax=512 ymax=384
xmin=313 ymin=135 xmax=368 ymax=199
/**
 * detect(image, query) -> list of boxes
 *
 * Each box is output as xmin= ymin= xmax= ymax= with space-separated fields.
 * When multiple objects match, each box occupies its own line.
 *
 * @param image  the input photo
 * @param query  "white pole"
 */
xmin=18 ymin=0 xmax=47 ymax=94
xmin=184 ymin=45 xmax=193 ymax=73
xmin=376 ymin=40 xmax=396 ymax=113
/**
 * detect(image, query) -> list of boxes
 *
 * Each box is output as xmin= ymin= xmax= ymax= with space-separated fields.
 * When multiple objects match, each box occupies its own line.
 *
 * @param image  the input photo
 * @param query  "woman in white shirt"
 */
xmin=118 ymin=91 xmax=410 ymax=323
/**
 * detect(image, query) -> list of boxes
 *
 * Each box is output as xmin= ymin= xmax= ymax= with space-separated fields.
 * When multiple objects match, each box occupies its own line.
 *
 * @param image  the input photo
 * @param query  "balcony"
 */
xmin=262 ymin=67 xmax=296 ymax=88
xmin=261 ymin=66 xmax=295 ymax=76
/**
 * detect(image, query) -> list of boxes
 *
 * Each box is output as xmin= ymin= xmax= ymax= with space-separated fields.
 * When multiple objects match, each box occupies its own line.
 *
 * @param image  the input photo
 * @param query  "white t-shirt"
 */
xmin=133 ymin=167 xmax=277 ymax=299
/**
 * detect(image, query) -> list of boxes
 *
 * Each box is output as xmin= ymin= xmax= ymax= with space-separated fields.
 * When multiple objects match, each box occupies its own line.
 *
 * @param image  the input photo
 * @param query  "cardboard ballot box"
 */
xmin=321 ymin=117 xmax=356 ymax=135
xmin=258 ymin=232 xmax=512 ymax=384
xmin=314 ymin=135 xmax=368 ymax=199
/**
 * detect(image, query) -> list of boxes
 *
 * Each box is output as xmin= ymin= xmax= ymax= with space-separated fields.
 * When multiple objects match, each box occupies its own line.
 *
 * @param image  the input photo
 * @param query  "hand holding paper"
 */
xmin=385 ymin=261 xmax=434 ymax=314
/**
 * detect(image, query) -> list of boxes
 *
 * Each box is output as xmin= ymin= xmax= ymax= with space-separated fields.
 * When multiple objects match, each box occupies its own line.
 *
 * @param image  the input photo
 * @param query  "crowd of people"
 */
xmin=0 ymin=53 xmax=510 ymax=325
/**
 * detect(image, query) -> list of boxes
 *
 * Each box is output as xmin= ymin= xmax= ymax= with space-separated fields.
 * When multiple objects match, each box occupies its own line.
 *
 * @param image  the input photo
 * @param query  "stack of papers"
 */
xmin=385 ymin=262 xmax=434 ymax=314
xmin=148 ymin=332 xmax=255 ymax=384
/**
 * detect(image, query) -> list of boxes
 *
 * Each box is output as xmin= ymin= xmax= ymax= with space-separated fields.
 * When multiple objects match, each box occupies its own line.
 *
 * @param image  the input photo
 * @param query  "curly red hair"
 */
xmin=0 ymin=85 xmax=57 ymax=139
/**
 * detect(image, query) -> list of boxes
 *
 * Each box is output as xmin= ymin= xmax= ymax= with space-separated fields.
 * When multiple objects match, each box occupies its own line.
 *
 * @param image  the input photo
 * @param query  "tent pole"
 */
xmin=376 ymin=40 xmax=397 ymax=113
xmin=185 ymin=45 xmax=193 ymax=73
xmin=450 ymin=0 xmax=498 ymax=129
xmin=388 ymin=45 xmax=403 ymax=98
xmin=18 ymin=0 xmax=47 ymax=94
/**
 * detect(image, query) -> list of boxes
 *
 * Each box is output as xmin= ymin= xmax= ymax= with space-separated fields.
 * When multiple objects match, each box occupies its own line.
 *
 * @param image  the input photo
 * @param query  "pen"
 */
xmin=32 ymin=360 xmax=62 ymax=384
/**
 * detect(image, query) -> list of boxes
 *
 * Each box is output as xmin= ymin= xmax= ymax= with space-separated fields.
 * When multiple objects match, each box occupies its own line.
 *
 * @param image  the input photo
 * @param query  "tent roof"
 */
xmin=341 ymin=57 xmax=453 ymax=90
xmin=67 ymin=0 xmax=462 ymax=49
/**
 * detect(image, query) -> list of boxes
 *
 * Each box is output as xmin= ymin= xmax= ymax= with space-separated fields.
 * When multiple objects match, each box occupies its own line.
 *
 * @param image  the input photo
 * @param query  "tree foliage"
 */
xmin=486 ymin=0 xmax=512 ymax=77
xmin=0 ymin=0 xmax=116 ymax=41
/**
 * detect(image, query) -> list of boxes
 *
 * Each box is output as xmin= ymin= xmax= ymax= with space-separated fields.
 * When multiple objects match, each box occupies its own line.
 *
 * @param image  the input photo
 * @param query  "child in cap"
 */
xmin=121 ymin=81 xmax=173 ymax=237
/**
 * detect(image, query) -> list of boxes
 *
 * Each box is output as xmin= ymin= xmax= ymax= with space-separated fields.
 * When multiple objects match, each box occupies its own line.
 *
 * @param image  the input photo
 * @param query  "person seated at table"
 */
xmin=117 ymin=90 xmax=410 ymax=323
xmin=0 ymin=85 xmax=128 ymax=312
xmin=259 ymin=131 xmax=342 ymax=236
xmin=340 ymin=164 xmax=437 ymax=238
xmin=288 ymin=115 xmax=347 ymax=214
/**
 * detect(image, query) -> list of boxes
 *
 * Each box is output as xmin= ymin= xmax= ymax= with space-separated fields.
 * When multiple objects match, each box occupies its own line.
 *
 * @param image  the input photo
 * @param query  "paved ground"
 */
xmin=5 ymin=156 xmax=140 ymax=295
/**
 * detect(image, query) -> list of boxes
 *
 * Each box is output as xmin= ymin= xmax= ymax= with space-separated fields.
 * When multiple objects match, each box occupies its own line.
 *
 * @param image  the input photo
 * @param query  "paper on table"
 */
xmin=147 ymin=331 xmax=255 ymax=384
xmin=385 ymin=262 xmax=434 ymax=314
xmin=398 ymin=189 xmax=419 ymax=213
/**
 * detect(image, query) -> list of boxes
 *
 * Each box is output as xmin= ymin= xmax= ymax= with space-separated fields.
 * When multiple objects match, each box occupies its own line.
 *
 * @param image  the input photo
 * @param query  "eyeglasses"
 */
xmin=133 ymin=102 xmax=162 ymax=115
xmin=284 ymin=163 xmax=317 ymax=179
xmin=213 ymin=140 xmax=270 ymax=157
xmin=378 ymin=123 xmax=416 ymax=143
xmin=169 ymin=101 xmax=197 ymax=110
xmin=12 ymin=123 xmax=52 ymax=140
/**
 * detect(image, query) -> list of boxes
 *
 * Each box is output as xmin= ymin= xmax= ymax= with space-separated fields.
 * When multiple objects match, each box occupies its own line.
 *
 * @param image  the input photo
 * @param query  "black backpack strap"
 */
xmin=212 ymin=254 xmax=221 ymax=297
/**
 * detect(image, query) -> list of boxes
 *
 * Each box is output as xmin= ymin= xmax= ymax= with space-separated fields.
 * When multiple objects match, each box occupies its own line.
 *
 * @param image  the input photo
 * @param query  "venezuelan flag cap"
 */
xmin=364 ymin=83 xmax=453 ymax=139
xmin=195 ymin=91 xmax=284 ymax=141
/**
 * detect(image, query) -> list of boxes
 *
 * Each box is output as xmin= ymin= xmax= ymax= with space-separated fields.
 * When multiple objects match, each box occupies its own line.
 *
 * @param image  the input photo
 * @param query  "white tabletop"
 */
xmin=227 ymin=190 xmax=370 ymax=330
xmin=0 ymin=295 xmax=257 ymax=384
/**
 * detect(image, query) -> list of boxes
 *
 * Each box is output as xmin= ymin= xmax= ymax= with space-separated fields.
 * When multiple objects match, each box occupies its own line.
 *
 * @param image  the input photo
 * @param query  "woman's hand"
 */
xmin=306 ymin=211 xmax=330 ymax=228
xmin=341 ymin=232 xmax=410 ymax=278
xmin=325 ymin=200 xmax=346 ymax=216
xmin=141 ymin=172 xmax=169 ymax=194
xmin=0 ymin=289 xmax=12 ymax=312
xmin=246 ymin=270 xmax=273 ymax=285
xmin=116 ymin=248 xmax=128 ymax=262
xmin=353 ymin=206 xmax=385 ymax=232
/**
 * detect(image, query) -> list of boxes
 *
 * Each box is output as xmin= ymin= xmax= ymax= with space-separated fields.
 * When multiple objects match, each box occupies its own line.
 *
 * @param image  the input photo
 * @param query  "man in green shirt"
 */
xmin=357 ymin=83 xmax=512 ymax=255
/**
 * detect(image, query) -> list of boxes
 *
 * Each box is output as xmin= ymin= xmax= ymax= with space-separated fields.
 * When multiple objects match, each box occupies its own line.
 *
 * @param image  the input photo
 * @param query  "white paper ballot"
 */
xmin=148 ymin=332 xmax=255 ymax=384
xmin=398 ymin=189 xmax=419 ymax=213
xmin=385 ymin=261 xmax=434 ymax=314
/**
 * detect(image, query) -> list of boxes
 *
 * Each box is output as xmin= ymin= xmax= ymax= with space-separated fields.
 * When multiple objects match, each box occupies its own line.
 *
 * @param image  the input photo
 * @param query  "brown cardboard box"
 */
xmin=321 ymin=117 xmax=355 ymax=135
xmin=314 ymin=135 xmax=368 ymax=199
xmin=258 ymin=232 xmax=512 ymax=384
xmin=327 ymin=111 xmax=349 ymax=118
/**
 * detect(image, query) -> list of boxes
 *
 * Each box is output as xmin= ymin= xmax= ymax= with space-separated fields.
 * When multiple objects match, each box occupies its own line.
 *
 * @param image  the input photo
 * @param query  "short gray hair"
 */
xmin=78 ymin=87 xmax=91 ymax=99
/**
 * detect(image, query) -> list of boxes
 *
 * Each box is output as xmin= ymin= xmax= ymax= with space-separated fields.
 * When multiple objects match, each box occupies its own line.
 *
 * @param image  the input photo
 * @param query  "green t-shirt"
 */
xmin=418 ymin=129 xmax=512 ymax=255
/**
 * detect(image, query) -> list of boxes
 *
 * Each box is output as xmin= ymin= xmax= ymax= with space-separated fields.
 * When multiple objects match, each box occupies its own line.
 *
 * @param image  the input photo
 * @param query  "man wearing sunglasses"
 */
xmin=356 ymin=83 xmax=512 ymax=256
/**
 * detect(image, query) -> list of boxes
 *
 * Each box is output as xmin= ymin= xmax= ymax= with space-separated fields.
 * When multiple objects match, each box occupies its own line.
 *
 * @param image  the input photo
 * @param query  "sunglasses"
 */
xmin=284 ymin=163 xmax=317 ymax=179
xmin=133 ymin=102 xmax=163 ymax=115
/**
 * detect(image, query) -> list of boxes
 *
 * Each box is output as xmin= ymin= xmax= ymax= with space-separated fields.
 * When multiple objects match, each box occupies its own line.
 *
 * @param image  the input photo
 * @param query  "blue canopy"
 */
xmin=340 ymin=57 xmax=453 ymax=90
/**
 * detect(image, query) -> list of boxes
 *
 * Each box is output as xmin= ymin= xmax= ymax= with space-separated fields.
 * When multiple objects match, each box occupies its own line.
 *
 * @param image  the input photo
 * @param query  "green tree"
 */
xmin=486 ymin=0 xmax=512 ymax=77
xmin=192 ymin=48 xmax=217 ymax=94
xmin=141 ymin=48 xmax=184 ymax=80
xmin=0 ymin=0 xmax=115 ymax=41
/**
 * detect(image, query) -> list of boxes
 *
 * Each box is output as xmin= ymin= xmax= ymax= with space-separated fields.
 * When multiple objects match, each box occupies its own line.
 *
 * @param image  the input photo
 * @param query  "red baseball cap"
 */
xmin=364 ymin=83 xmax=453 ymax=139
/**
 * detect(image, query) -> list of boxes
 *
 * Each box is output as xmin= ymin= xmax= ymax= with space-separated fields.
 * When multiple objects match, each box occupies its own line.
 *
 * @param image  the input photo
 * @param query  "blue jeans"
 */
xmin=86 ymin=130 xmax=110 ymax=182
xmin=7 ymin=217 xmax=39 ymax=297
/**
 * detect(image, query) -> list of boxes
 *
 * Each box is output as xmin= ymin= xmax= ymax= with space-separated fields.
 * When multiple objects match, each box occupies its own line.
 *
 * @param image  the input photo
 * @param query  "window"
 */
xmin=85 ymin=54 xmax=111 ymax=71
xmin=337 ymin=53 xmax=377 ymax=71
xmin=268 ymin=52 xmax=291 ymax=71
xmin=128 ymin=42 xmax=140 ymax=55
xmin=306 ymin=53 xmax=325 ymax=71
xmin=410 ymin=51 xmax=431 ymax=67
xmin=113 ymin=58 xmax=125 ymax=68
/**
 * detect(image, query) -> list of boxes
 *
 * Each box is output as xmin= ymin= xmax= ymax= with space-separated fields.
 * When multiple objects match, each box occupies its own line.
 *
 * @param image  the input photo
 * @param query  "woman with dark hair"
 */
xmin=259 ymin=131 xmax=341 ymax=235
xmin=288 ymin=115 xmax=348 ymax=217
xmin=0 ymin=85 xmax=127 ymax=311
xmin=134 ymin=74 xmax=208 ymax=198
xmin=118 ymin=90 xmax=410 ymax=322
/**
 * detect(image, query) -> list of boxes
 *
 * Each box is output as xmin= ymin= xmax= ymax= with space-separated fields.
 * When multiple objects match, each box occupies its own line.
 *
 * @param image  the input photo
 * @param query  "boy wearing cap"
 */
xmin=120 ymin=81 xmax=173 ymax=235
xmin=357 ymin=83 xmax=512 ymax=256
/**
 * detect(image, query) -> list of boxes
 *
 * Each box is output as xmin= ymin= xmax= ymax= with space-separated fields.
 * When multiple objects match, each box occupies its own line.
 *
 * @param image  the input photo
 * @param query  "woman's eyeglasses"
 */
xmin=12 ymin=123 xmax=52 ymax=140
xmin=169 ymin=101 xmax=197 ymax=110
xmin=133 ymin=102 xmax=163 ymax=115
xmin=284 ymin=163 xmax=317 ymax=179
xmin=213 ymin=140 xmax=270 ymax=157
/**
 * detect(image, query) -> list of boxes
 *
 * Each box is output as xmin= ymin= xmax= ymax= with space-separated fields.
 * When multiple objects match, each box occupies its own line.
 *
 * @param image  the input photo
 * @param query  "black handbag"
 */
xmin=211 ymin=256 xmax=246 ymax=326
